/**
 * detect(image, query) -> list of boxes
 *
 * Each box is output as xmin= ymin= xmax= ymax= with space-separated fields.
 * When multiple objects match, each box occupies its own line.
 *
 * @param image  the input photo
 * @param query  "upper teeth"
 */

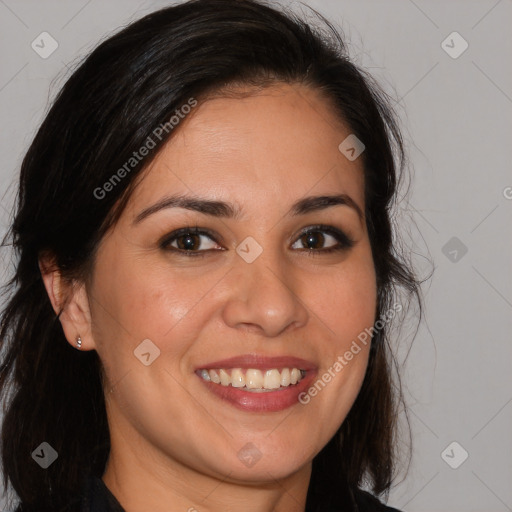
xmin=199 ymin=368 xmax=305 ymax=390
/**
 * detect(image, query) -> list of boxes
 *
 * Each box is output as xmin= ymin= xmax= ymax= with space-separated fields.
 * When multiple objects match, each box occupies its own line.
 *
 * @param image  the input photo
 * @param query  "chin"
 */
xmin=228 ymin=459 xmax=310 ymax=483
xmin=210 ymin=443 xmax=314 ymax=483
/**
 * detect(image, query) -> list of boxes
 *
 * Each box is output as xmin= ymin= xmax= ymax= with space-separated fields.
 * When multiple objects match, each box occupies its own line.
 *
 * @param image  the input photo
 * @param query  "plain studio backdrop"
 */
xmin=0 ymin=1 xmax=511 ymax=511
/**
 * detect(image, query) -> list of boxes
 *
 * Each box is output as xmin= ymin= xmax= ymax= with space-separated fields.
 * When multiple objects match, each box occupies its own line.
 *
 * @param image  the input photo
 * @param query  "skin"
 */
xmin=41 ymin=83 xmax=377 ymax=512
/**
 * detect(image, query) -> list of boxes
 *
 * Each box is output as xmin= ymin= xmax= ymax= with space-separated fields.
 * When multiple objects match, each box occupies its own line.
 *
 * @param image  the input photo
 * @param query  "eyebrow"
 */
xmin=133 ymin=193 xmax=364 ymax=225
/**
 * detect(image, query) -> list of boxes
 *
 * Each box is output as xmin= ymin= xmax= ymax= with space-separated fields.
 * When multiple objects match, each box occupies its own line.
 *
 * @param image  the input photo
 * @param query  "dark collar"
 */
xmin=79 ymin=476 xmax=125 ymax=512
xmin=79 ymin=475 xmax=401 ymax=512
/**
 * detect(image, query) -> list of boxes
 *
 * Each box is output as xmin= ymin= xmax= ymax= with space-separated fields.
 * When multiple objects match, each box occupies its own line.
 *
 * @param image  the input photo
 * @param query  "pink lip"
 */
xmin=195 ymin=354 xmax=318 ymax=413
xmin=196 ymin=354 xmax=317 ymax=371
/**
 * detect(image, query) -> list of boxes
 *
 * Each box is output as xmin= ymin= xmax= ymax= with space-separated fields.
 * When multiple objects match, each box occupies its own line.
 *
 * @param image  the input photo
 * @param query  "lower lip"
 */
xmin=198 ymin=372 xmax=317 ymax=412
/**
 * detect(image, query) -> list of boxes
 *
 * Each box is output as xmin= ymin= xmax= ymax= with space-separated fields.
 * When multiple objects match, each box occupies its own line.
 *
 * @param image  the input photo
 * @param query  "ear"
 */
xmin=39 ymin=253 xmax=95 ymax=351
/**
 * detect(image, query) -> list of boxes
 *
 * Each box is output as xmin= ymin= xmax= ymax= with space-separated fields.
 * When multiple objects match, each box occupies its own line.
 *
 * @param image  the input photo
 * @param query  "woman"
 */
xmin=0 ymin=1 xmax=420 ymax=510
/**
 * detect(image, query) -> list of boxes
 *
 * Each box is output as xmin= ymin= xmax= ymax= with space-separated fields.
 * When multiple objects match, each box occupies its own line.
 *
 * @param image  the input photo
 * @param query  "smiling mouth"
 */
xmin=197 ymin=367 xmax=307 ymax=392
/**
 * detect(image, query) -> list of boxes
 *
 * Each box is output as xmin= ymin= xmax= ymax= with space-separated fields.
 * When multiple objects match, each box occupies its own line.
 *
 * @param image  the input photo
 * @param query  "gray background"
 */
xmin=1 ymin=1 xmax=511 ymax=511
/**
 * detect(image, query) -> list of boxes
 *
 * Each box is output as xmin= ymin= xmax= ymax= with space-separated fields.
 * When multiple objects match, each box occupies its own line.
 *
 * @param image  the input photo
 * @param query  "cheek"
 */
xmin=306 ymin=248 xmax=377 ymax=344
xmin=91 ymin=250 xmax=200 ymax=336
xmin=88 ymin=247 xmax=216 ymax=387
xmin=296 ymin=253 xmax=376 ymax=438
xmin=299 ymin=243 xmax=376 ymax=413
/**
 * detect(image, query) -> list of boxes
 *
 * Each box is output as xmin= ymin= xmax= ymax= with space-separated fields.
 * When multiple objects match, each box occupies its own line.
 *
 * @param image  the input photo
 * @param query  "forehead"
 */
xmin=126 ymin=83 xmax=365 ymax=216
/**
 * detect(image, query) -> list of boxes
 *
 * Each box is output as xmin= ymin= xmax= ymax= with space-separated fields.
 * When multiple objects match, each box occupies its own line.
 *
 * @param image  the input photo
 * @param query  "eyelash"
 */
xmin=159 ymin=225 xmax=355 ymax=258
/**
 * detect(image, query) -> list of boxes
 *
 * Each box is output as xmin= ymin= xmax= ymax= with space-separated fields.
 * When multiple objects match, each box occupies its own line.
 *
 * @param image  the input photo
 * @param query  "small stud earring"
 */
xmin=76 ymin=336 xmax=82 ymax=349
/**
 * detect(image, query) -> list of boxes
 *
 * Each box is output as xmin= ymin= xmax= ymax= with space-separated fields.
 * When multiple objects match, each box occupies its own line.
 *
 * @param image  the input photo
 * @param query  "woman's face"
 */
xmin=79 ymin=83 xmax=376 ymax=484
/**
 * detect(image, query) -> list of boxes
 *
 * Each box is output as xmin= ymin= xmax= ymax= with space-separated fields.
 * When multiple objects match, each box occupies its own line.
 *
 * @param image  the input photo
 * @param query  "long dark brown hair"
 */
xmin=0 ymin=1 xmax=420 ymax=510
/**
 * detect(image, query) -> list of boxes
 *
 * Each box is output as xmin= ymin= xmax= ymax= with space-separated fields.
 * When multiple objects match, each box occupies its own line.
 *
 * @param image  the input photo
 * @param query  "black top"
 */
xmin=13 ymin=476 xmax=403 ymax=511
xmin=74 ymin=475 xmax=403 ymax=512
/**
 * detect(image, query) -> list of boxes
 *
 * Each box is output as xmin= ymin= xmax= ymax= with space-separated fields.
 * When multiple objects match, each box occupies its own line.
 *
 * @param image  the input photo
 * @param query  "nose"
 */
xmin=221 ymin=249 xmax=309 ymax=338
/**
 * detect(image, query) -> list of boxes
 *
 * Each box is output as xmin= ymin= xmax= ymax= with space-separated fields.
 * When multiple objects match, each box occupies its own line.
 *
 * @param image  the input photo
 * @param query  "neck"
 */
xmin=102 ymin=433 xmax=311 ymax=512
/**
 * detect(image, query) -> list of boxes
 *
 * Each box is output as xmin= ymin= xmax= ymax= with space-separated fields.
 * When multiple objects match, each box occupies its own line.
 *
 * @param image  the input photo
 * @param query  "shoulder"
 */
xmin=14 ymin=476 xmax=125 ymax=512
xmin=351 ymin=488 xmax=404 ymax=512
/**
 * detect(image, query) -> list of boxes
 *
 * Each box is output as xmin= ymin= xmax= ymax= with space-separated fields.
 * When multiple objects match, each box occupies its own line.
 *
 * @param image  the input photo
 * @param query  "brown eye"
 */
xmin=160 ymin=228 xmax=223 ymax=255
xmin=291 ymin=226 xmax=355 ymax=253
xmin=175 ymin=233 xmax=201 ymax=251
xmin=299 ymin=231 xmax=326 ymax=250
